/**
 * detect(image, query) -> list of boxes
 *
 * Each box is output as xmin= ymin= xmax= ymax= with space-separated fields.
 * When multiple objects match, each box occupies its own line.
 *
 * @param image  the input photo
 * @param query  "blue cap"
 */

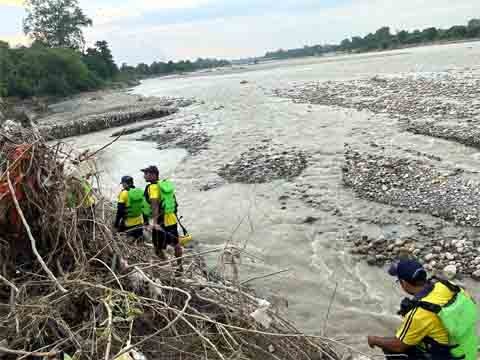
xmin=388 ymin=259 xmax=427 ymax=283
xmin=120 ymin=176 xmax=134 ymax=185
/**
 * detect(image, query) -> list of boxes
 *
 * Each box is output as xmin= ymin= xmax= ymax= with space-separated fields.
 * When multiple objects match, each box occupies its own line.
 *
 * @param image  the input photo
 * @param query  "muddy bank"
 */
xmin=36 ymin=90 xmax=195 ymax=140
xmin=39 ymin=105 xmax=177 ymax=139
xmin=273 ymin=69 xmax=480 ymax=147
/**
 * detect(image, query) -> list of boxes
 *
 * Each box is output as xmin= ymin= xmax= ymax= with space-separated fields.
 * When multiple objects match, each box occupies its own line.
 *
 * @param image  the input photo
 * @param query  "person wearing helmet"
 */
xmin=114 ymin=176 xmax=144 ymax=240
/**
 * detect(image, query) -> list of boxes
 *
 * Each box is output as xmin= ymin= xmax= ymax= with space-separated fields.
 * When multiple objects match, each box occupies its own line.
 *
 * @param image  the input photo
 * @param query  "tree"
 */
xmin=397 ymin=30 xmax=409 ymax=44
xmin=23 ymin=0 xmax=92 ymax=50
xmin=351 ymin=36 xmax=365 ymax=49
xmin=83 ymin=41 xmax=118 ymax=79
xmin=340 ymin=38 xmax=352 ymax=51
xmin=467 ymin=19 xmax=480 ymax=37
xmin=0 ymin=41 xmax=12 ymax=96
xmin=446 ymin=26 xmax=467 ymax=39
xmin=7 ymin=46 xmax=96 ymax=97
xmin=422 ymin=27 xmax=438 ymax=42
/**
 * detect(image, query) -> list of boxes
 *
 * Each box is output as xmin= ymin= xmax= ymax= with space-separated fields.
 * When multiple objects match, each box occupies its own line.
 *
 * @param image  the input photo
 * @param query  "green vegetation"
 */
xmin=0 ymin=0 xmax=230 ymax=99
xmin=265 ymin=18 xmax=480 ymax=60
xmin=124 ymin=58 xmax=230 ymax=78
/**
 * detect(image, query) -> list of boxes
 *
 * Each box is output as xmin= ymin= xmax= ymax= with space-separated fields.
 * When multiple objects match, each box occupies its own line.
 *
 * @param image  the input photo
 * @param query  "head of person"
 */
xmin=389 ymin=259 xmax=428 ymax=295
xmin=141 ymin=165 xmax=159 ymax=183
xmin=120 ymin=175 xmax=134 ymax=190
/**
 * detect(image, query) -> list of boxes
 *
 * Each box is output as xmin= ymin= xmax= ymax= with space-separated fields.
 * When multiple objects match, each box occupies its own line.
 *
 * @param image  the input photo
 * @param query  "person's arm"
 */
xmin=369 ymin=305 xmax=428 ymax=354
xmin=367 ymin=336 xmax=410 ymax=353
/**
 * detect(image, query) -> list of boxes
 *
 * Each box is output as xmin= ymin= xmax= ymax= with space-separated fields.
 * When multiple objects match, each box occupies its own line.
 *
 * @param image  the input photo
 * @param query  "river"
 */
xmin=67 ymin=42 xmax=480 ymax=356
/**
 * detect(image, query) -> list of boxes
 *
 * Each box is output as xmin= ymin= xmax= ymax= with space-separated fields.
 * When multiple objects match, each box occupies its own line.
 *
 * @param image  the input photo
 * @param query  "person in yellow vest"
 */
xmin=368 ymin=259 xmax=478 ymax=360
xmin=114 ymin=176 xmax=144 ymax=240
xmin=141 ymin=166 xmax=182 ymax=270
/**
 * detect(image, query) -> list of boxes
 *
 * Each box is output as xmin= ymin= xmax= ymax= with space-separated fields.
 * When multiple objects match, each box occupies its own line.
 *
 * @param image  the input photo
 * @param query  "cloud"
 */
xmin=89 ymin=0 xmax=480 ymax=64
xmin=0 ymin=0 xmax=23 ymax=6
xmin=89 ymin=0 xmax=214 ymax=25
xmin=0 ymin=33 xmax=30 ymax=46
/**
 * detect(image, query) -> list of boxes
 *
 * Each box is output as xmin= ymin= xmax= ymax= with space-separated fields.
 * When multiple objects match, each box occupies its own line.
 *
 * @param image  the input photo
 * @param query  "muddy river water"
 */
xmin=68 ymin=42 xmax=480 ymax=356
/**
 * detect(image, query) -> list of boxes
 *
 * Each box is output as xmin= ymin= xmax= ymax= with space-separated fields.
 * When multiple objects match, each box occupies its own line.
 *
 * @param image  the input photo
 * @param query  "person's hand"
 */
xmin=153 ymin=224 xmax=162 ymax=230
xmin=367 ymin=336 xmax=377 ymax=349
xmin=144 ymin=224 xmax=153 ymax=231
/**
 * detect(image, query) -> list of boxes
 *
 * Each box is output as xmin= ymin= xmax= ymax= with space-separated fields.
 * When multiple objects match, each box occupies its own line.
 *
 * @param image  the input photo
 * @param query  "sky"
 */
xmin=1 ymin=0 xmax=480 ymax=64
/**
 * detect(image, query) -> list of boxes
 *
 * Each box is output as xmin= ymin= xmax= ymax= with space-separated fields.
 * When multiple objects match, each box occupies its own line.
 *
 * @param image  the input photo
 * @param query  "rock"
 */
xmin=376 ymin=254 xmax=386 ymax=262
xmin=268 ymin=345 xmax=275 ymax=353
xmin=240 ymin=80 xmax=249 ymax=84
xmin=473 ymin=270 xmax=480 ymax=281
xmin=424 ymin=253 xmax=435 ymax=261
xmin=443 ymin=265 xmax=457 ymax=280
xmin=395 ymin=239 xmax=405 ymax=247
xmin=445 ymin=253 xmax=455 ymax=261
xmin=303 ymin=216 xmax=319 ymax=224
xmin=366 ymin=256 xmax=377 ymax=266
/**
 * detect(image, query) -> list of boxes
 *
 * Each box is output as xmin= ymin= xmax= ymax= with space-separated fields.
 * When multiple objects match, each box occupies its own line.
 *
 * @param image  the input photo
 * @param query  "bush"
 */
xmin=7 ymin=46 xmax=98 ymax=97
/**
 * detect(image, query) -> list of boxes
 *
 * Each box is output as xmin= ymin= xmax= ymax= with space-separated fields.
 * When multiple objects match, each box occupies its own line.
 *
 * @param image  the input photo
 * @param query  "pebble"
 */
xmin=443 ymin=265 xmax=457 ymax=280
xmin=473 ymin=270 xmax=480 ymax=281
xmin=425 ymin=253 xmax=435 ymax=261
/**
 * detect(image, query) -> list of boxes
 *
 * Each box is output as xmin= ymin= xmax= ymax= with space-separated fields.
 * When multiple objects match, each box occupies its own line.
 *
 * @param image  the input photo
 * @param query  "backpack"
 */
xmin=158 ymin=179 xmax=176 ymax=214
xmin=416 ymin=279 xmax=478 ymax=360
xmin=126 ymin=188 xmax=145 ymax=218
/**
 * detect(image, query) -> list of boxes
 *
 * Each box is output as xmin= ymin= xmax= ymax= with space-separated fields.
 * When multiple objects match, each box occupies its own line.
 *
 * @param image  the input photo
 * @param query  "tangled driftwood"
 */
xmin=0 ymin=128 xmax=344 ymax=360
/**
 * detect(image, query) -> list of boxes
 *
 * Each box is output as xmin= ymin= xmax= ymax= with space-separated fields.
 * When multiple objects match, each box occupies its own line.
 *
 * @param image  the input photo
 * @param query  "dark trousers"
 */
xmin=384 ymin=348 xmax=430 ymax=360
xmin=383 ymin=348 xmax=455 ymax=360
xmin=152 ymin=224 xmax=179 ymax=252
xmin=123 ymin=226 xmax=143 ymax=240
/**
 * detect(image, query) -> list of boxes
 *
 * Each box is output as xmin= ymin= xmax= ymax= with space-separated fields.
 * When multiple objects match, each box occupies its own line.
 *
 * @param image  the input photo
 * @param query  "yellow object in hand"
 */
xmin=179 ymin=234 xmax=193 ymax=247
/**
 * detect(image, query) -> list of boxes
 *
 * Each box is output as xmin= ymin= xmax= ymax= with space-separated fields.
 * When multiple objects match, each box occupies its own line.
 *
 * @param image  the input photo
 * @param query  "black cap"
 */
xmin=120 ymin=176 xmax=134 ymax=185
xmin=141 ymin=165 xmax=159 ymax=175
xmin=388 ymin=259 xmax=427 ymax=283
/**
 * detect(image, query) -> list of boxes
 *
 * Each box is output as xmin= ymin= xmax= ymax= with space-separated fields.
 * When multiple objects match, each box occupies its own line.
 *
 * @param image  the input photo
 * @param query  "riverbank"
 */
xmin=33 ymin=89 xmax=195 ymax=139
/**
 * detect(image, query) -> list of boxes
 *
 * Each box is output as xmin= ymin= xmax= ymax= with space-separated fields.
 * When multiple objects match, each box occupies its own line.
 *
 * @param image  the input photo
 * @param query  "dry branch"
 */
xmin=0 ymin=128 xmax=345 ymax=360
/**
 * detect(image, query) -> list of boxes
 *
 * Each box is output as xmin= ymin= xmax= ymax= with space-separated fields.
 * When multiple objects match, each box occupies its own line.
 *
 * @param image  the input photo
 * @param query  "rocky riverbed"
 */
xmin=218 ymin=142 xmax=308 ymax=184
xmin=342 ymin=143 xmax=480 ymax=279
xmin=273 ymin=68 xmax=480 ymax=148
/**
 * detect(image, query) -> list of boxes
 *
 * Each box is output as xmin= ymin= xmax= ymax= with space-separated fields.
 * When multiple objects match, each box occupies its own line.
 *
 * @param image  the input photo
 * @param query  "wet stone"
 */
xmin=218 ymin=145 xmax=308 ymax=184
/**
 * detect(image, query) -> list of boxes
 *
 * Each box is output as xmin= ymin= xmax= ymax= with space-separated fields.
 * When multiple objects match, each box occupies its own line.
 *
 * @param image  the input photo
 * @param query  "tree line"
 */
xmin=265 ymin=18 xmax=480 ymax=60
xmin=0 ymin=0 xmax=230 ymax=99
xmin=119 ymin=58 xmax=230 ymax=78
